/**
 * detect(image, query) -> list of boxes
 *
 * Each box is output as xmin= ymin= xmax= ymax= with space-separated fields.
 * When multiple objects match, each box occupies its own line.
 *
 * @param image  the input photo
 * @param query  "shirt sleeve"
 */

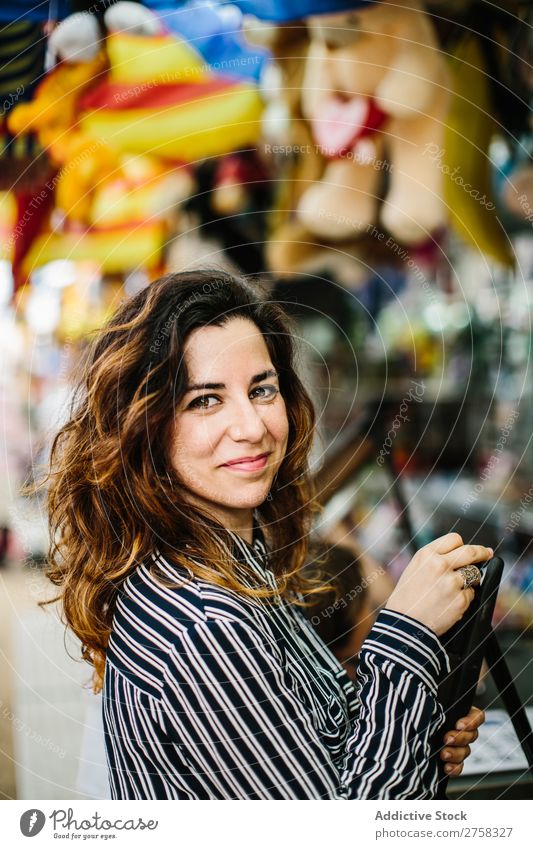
xmin=160 ymin=608 xmax=449 ymax=799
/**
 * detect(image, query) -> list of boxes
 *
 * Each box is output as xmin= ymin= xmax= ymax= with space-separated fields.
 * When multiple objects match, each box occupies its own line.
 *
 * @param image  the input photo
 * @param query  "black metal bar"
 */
xmin=484 ymin=629 xmax=533 ymax=773
xmin=382 ymin=451 xmax=419 ymax=556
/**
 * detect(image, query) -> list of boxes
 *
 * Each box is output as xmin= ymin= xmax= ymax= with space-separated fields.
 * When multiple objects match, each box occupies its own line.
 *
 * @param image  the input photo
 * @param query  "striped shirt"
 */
xmin=102 ymin=526 xmax=450 ymax=799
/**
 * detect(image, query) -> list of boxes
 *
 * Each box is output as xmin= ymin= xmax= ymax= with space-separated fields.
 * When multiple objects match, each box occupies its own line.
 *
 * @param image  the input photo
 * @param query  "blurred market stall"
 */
xmin=0 ymin=0 xmax=532 ymax=800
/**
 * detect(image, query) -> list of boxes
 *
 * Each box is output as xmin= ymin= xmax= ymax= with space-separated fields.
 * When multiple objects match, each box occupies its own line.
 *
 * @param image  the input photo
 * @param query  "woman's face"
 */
xmin=171 ymin=317 xmax=289 ymax=533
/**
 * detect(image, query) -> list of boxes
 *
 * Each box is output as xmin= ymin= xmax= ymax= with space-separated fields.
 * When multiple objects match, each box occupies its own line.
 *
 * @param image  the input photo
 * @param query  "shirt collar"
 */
xmin=225 ymin=521 xmax=277 ymax=590
xmin=152 ymin=520 xmax=275 ymax=592
xmin=227 ymin=520 xmax=267 ymax=563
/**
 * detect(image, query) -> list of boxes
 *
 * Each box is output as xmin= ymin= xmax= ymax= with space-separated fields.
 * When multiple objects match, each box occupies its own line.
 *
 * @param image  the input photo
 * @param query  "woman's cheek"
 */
xmin=172 ymin=423 xmax=207 ymax=475
xmin=183 ymin=418 xmax=219 ymax=457
xmin=277 ymin=402 xmax=290 ymax=450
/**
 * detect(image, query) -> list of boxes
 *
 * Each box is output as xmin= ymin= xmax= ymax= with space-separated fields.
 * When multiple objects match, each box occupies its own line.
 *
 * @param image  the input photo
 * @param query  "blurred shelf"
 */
xmin=404 ymin=475 xmax=533 ymax=537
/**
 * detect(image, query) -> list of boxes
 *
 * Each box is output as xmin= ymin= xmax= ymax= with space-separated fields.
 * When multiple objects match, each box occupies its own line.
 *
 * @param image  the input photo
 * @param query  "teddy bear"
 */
xmin=295 ymin=0 xmax=451 ymax=247
xmin=258 ymin=0 xmax=513 ymax=279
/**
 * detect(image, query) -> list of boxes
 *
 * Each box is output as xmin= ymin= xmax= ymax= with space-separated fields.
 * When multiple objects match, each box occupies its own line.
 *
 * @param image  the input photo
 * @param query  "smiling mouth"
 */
xmin=221 ymin=452 xmax=271 ymax=472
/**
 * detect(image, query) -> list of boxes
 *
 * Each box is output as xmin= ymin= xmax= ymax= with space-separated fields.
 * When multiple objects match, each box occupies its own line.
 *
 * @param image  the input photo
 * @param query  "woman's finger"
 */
xmin=441 ymin=745 xmax=470 ymax=764
xmin=444 ymin=762 xmax=464 ymax=777
xmin=452 ymin=581 xmax=476 ymax=604
xmin=446 ymin=545 xmax=493 ymax=570
xmin=443 ymin=729 xmax=479 ymax=747
xmin=456 ymin=706 xmax=485 ymax=731
xmin=425 ymin=533 xmax=464 ymax=555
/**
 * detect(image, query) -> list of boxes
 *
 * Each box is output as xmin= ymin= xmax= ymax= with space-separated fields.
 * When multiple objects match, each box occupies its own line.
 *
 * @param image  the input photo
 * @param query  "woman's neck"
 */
xmin=184 ymin=496 xmax=255 ymax=544
xmin=225 ymin=515 xmax=254 ymax=545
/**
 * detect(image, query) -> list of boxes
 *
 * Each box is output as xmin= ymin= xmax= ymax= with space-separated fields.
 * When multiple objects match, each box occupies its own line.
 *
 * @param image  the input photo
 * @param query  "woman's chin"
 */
xmin=185 ymin=477 xmax=275 ymax=515
xmin=223 ymin=484 xmax=273 ymax=510
xmin=226 ymin=494 xmax=271 ymax=510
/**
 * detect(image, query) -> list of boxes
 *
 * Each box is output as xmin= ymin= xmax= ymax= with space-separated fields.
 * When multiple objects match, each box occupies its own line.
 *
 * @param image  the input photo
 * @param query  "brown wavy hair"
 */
xmin=44 ymin=269 xmax=324 ymax=691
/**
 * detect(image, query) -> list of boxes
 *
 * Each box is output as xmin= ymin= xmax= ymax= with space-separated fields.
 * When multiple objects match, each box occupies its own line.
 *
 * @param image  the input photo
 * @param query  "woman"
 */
xmin=46 ymin=269 xmax=486 ymax=799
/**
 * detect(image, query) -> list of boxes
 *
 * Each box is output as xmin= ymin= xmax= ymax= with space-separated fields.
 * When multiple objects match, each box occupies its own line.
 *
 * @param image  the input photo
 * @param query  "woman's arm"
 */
xmin=345 ymin=608 xmax=448 ymax=798
xmin=160 ymin=610 xmax=447 ymax=799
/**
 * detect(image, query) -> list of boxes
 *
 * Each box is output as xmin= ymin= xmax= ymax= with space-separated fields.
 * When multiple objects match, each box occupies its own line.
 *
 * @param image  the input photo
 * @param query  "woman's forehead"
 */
xmin=184 ymin=318 xmax=273 ymax=381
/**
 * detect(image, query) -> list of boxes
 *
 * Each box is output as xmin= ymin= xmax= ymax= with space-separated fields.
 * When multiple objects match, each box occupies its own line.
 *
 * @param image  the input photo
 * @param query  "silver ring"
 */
xmin=458 ymin=564 xmax=481 ymax=589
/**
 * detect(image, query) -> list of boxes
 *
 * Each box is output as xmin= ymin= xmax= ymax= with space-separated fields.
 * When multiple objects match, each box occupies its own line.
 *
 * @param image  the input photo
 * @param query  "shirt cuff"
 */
xmin=360 ymin=608 xmax=451 ymax=696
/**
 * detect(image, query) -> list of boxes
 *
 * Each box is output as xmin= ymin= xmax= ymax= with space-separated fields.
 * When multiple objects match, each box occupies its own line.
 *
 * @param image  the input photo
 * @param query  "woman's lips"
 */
xmin=221 ymin=452 xmax=270 ymax=472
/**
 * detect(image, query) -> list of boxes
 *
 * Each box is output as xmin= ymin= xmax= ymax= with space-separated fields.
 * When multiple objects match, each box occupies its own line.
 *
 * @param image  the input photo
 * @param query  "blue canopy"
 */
xmin=228 ymin=0 xmax=375 ymax=22
xmin=0 ymin=1 xmax=71 ymax=23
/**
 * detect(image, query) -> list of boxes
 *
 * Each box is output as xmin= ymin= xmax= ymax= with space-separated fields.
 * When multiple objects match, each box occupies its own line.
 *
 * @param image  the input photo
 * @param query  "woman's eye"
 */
xmin=187 ymin=385 xmax=278 ymax=409
xmin=188 ymin=394 xmax=219 ymax=410
xmin=250 ymin=384 xmax=279 ymax=401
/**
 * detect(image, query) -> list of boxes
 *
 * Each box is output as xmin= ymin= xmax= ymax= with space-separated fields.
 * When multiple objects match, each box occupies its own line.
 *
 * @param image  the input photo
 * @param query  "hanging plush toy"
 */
xmin=76 ymin=1 xmax=263 ymax=162
xmin=7 ymin=1 xmax=267 ymax=277
xmin=258 ymin=1 xmax=452 ymax=281
xmin=297 ymin=1 xmax=450 ymax=246
xmin=258 ymin=0 xmax=513 ymax=278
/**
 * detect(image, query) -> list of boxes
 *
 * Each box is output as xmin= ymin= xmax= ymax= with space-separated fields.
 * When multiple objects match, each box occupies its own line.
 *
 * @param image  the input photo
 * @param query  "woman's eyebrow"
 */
xmin=250 ymin=369 xmax=278 ymax=385
xmin=185 ymin=369 xmax=278 ymax=393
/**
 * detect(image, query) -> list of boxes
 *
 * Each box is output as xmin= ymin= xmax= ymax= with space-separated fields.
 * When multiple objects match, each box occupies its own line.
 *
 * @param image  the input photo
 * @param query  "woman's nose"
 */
xmin=227 ymin=398 xmax=267 ymax=442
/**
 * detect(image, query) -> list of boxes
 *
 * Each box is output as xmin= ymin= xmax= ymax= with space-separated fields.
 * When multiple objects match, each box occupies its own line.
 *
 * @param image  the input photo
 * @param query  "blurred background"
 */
xmin=1 ymin=0 xmax=532 ymax=799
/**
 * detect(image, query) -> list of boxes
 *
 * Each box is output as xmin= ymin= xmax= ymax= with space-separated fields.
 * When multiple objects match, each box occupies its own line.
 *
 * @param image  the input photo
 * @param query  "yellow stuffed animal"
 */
xmin=7 ymin=54 xmax=107 ymax=161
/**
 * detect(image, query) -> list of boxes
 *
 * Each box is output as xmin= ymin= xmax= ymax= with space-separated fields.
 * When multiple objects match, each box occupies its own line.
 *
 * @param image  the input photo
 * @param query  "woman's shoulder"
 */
xmin=114 ymin=550 xmax=265 ymax=639
xmin=106 ymin=549 xmax=273 ymax=697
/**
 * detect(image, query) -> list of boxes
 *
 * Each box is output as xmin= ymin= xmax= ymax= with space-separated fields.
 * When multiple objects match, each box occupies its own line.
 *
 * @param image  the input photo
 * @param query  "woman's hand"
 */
xmin=440 ymin=706 xmax=486 ymax=777
xmin=384 ymin=533 xmax=493 ymax=636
